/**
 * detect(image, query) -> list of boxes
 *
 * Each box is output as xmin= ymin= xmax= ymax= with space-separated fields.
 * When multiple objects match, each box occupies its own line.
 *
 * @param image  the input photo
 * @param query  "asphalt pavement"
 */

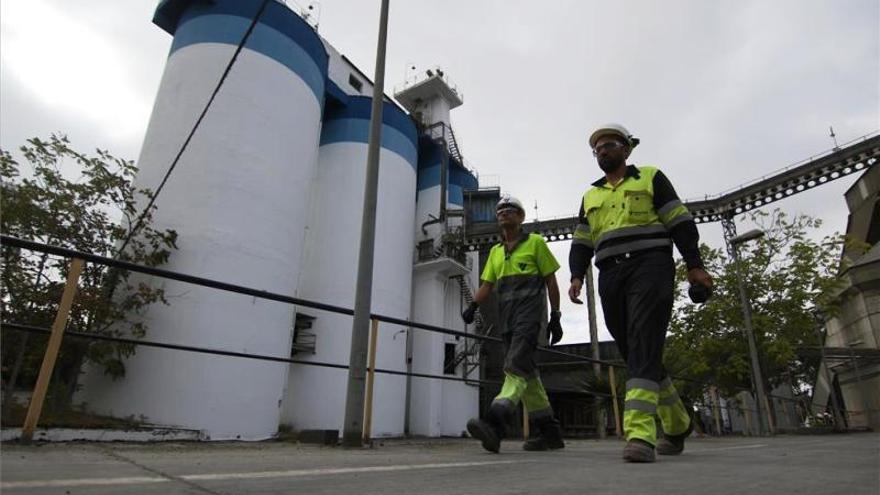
xmin=1 ymin=433 xmax=877 ymax=494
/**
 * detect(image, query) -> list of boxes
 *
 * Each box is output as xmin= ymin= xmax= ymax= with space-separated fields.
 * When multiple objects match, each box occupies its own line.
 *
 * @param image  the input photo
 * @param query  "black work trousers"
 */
xmin=597 ymin=250 xmax=675 ymax=382
xmin=501 ymin=323 xmax=540 ymax=379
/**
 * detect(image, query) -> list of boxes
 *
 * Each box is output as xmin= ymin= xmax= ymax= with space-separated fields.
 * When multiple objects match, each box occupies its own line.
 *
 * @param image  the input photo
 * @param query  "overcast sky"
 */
xmin=1 ymin=0 xmax=878 ymax=344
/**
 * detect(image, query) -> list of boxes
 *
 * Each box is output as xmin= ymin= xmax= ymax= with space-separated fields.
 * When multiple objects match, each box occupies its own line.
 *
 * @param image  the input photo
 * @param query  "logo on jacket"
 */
xmin=518 ymin=262 xmax=528 ymax=271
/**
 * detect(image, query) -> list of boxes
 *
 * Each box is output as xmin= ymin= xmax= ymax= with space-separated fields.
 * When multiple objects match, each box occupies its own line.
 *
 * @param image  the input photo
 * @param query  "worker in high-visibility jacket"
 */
xmin=568 ymin=124 xmax=714 ymax=463
xmin=463 ymin=195 xmax=565 ymax=453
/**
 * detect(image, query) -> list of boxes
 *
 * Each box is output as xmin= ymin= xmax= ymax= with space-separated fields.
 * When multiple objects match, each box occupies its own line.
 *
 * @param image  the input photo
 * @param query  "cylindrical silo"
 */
xmin=408 ymin=139 xmax=481 ymax=437
xmin=281 ymin=95 xmax=418 ymax=437
xmin=77 ymin=0 xmax=328 ymax=440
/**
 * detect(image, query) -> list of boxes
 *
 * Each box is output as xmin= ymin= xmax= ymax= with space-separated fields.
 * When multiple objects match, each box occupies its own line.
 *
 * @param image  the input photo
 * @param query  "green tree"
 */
xmin=665 ymin=210 xmax=849 ymax=405
xmin=1 ymin=135 xmax=177 ymax=411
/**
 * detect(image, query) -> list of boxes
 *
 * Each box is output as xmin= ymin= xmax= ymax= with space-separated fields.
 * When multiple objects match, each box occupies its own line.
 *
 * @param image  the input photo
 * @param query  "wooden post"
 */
xmin=608 ymin=366 xmax=622 ymax=438
xmin=585 ymin=265 xmax=606 ymax=439
xmin=762 ymin=393 xmax=776 ymax=435
xmin=522 ymin=403 xmax=530 ymax=440
xmin=362 ymin=319 xmax=379 ymax=445
xmin=21 ymin=258 xmax=85 ymax=442
xmin=710 ymin=386 xmax=722 ymax=436
xmin=742 ymin=400 xmax=753 ymax=436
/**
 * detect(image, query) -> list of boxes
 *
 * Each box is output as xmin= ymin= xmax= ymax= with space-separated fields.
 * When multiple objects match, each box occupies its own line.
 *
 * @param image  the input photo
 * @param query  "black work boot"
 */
xmin=522 ymin=416 xmax=565 ymax=451
xmin=467 ymin=402 xmax=511 ymax=453
xmin=657 ymin=412 xmax=695 ymax=456
xmin=622 ymin=439 xmax=656 ymax=463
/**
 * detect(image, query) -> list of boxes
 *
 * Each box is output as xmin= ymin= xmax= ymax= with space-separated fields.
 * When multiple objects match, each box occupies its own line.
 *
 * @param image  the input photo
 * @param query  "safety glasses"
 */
xmin=496 ymin=207 xmax=519 ymax=216
xmin=592 ymin=141 xmax=626 ymax=156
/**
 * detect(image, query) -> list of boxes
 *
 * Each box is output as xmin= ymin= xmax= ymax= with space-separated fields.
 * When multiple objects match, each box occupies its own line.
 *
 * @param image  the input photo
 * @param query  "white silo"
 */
xmin=77 ymin=0 xmax=328 ymax=440
xmin=281 ymin=93 xmax=418 ymax=437
xmin=395 ymin=72 xmax=481 ymax=437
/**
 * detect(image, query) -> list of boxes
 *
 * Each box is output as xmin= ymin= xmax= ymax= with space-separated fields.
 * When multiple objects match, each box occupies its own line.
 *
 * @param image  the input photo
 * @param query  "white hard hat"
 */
xmin=589 ymin=123 xmax=640 ymax=149
xmin=496 ymin=194 xmax=525 ymax=213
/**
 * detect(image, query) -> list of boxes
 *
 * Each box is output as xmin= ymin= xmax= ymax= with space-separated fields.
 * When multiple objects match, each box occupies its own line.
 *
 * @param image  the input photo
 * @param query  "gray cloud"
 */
xmin=1 ymin=0 xmax=876 ymax=344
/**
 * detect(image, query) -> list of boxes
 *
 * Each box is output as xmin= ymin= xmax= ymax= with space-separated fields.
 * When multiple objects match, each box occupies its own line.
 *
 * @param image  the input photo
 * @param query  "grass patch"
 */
xmin=1 ymin=399 xmax=146 ymax=429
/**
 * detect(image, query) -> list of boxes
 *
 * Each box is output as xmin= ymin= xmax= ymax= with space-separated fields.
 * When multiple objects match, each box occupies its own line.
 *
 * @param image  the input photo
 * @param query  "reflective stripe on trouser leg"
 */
xmin=657 ymin=376 xmax=691 ymax=436
xmin=624 ymin=378 xmax=659 ymax=445
xmin=522 ymin=376 xmax=553 ymax=420
xmin=494 ymin=371 xmax=528 ymax=408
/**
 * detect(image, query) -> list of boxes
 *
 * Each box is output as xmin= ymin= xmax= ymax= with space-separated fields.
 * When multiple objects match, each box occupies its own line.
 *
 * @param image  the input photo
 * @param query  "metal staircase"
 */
xmin=450 ymin=274 xmax=491 ymax=382
xmin=446 ymin=125 xmax=463 ymax=164
xmin=423 ymin=122 xmax=470 ymax=170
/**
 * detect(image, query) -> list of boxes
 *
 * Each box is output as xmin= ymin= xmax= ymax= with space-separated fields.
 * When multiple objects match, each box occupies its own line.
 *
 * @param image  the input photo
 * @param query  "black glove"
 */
xmin=462 ymin=301 xmax=479 ymax=324
xmin=548 ymin=310 xmax=563 ymax=346
xmin=688 ymin=282 xmax=713 ymax=304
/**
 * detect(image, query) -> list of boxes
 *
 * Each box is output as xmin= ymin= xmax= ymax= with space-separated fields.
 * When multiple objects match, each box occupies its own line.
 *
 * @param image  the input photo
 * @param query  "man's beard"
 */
xmin=598 ymin=155 xmax=625 ymax=172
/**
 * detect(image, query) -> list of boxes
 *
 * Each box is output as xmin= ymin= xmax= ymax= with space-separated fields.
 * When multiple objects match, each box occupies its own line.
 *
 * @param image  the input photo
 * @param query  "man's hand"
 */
xmin=687 ymin=268 xmax=713 ymax=289
xmin=568 ymin=278 xmax=584 ymax=304
xmin=548 ymin=310 xmax=563 ymax=346
xmin=687 ymin=268 xmax=714 ymax=303
xmin=461 ymin=301 xmax=479 ymax=324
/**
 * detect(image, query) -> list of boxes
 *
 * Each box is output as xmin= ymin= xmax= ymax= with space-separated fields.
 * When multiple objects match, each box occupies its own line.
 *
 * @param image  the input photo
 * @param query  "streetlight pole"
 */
xmin=342 ymin=0 xmax=391 ymax=448
xmin=729 ymin=229 xmax=771 ymax=436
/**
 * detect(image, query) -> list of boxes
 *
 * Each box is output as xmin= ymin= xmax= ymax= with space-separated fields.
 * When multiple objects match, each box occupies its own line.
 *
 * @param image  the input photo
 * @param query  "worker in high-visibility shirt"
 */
xmin=568 ymin=123 xmax=714 ymax=463
xmin=463 ymin=195 xmax=565 ymax=453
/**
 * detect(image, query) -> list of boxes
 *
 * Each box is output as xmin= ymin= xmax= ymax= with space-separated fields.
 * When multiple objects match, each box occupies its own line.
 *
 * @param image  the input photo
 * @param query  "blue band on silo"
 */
xmin=448 ymin=184 xmax=464 ymax=206
xmin=325 ymin=81 xmax=350 ymax=107
xmin=417 ymin=165 xmax=441 ymax=190
xmin=156 ymin=0 xmax=328 ymax=104
xmin=417 ymin=150 xmax=479 ymax=192
xmin=320 ymin=121 xmax=417 ymax=170
xmin=324 ymin=97 xmax=418 ymax=145
xmin=416 ymin=141 xmax=442 ymax=190
xmin=450 ymin=160 xmax=479 ymax=191
xmin=319 ymin=97 xmax=418 ymax=169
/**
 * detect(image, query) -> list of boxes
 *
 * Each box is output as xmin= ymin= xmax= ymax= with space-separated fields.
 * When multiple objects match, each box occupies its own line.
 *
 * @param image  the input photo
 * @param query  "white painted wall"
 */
xmin=76 ymin=42 xmax=323 ymax=440
xmin=323 ymin=41 xmax=371 ymax=96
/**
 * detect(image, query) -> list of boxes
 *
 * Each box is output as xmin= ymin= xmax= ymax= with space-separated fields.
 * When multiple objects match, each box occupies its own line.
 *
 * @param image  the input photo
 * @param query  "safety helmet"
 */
xmin=588 ymin=123 xmax=640 ymax=149
xmin=496 ymin=194 xmax=525 ymax=214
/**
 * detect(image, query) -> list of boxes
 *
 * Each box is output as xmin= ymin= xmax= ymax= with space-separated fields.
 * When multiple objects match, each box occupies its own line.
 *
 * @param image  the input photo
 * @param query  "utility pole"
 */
xmin=342 ymin=0 xmax=391 ymax=448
